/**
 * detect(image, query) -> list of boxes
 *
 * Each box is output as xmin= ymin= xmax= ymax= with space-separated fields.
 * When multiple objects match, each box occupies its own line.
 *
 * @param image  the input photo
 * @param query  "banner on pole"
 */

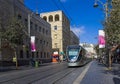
xmin=31 ymin=36 xmax=36 ymax=52
xmin=98 ymin=30 xmax=105 ymax=48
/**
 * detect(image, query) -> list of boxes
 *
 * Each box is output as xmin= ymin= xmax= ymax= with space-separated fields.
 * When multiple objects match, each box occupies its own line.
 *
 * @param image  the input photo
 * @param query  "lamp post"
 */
xmin=93 ymin=0 xmax=112 ymax=69
xmin=93 ymin=0 xmax=109 ymax=22
xmin=28 ymin=13 xmax=34 ymax=37
xmin=28 ymin=12 xmax=34 ymax=66
xmin=94 ymin=0 xmax=112 ymax=69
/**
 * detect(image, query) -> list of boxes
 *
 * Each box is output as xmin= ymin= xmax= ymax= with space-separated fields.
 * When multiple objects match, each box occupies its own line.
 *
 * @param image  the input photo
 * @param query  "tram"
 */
xmin=66 ymin=45 xmax=91 ymax=67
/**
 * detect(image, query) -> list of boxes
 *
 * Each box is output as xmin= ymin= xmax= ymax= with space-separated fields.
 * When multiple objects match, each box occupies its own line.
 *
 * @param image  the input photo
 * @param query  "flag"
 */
xmin=98 ymin=30 xmax=105 ymax=48
xmin=31 ymin=36 xmax=36 ymax=52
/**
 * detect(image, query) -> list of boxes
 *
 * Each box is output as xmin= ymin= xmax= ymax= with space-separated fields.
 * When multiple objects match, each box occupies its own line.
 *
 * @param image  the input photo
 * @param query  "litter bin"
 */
xmin=35 ymin=61 xmax=39 ymax=68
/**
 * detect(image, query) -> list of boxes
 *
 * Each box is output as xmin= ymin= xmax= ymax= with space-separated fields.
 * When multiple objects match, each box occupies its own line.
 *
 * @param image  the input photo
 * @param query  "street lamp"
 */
xmin=93 ymin=0 xmax=112 ymax=69
xmin=28 ymin=13 xmax=34 ymax=37
xmin=28 ymin=12 xmax=35 ymax=66
xmin=93 ymin=0 xmax=109 ymax=22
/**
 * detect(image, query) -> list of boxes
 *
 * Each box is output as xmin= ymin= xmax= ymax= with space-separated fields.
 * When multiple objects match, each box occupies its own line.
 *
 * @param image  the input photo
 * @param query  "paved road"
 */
xmin=1 ymin=60 xmax=120 ymax=84
xmin=81 ymin=60 xmax=120 ymax=84
xmin=0 ymin=62 xmax=87 ymax=84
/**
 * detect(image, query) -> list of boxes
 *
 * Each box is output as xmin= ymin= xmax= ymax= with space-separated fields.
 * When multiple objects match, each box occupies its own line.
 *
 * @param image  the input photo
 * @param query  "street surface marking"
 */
xmin=73 ymin=62 xmax=92 ymax=84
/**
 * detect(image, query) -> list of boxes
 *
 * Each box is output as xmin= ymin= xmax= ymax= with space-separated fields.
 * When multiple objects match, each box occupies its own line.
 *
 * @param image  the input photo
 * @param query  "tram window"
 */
xmin=78 ymin=50 xmax=82 ymax=60
xmin=80 ymin=50 xmax=82 ymax=55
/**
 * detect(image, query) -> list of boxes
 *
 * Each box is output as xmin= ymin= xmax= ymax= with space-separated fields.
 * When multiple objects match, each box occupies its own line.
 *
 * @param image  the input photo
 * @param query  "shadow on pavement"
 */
xmin=0 ymin=63 xmax=52 ymax=72
xmin=113 ymin=77 xmax=120 ymax=84
xmin=111 ymin=67 xmax=120 ymax=77
xmin=98 ymin=62 xmax=120 ymax=84
xmin=0 ymin=68 xmax=18 ymax=72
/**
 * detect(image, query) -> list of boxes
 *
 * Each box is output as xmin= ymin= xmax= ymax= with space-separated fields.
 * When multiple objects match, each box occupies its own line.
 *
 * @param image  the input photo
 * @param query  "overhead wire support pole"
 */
xmin=93 ymin=0 xmax=108 ymax=21
xmin=28 ymin=14 xmax=31 ymax=37
xmin=28 ymin=12 xmax=34 ymax=66
xmin=93 ymin=0 xmax=111 ymax=69
xmin=28 ymin=12 xmax=34 ymax=37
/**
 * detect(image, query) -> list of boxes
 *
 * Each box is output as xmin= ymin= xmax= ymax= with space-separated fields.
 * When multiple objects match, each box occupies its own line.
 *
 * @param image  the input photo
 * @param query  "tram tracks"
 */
xmin=0 ymin=63 xmax=86 ymax=84
xmin=31 ymin=67 xmax=82 ymax=84
xmin=30 ymin=67 xmax=75 ymax=84
xmin=0 ymin=63 xmax=66 ymax=84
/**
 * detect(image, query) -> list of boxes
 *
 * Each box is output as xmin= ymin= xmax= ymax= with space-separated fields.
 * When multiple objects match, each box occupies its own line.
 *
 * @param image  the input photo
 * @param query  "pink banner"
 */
xmin=98 ymin=30 xmax=105 ymax=48
xmin=31 ymin=36 xmax=36 ymax=52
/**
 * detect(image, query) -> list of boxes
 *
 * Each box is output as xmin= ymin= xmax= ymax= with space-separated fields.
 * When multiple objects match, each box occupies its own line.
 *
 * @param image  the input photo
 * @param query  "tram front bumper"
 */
xmin=68 ymin=62 xmax=81 ymax=66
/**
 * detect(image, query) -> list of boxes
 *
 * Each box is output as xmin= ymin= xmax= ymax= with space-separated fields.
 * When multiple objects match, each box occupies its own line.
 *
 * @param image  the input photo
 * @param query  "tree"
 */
xmin=105 ymin=0 xmax=120 ymax=46
xmin=94 ymin=44 xmax=99 ymax=55
xmin=104 ymin=0 xmax=120 ymax=69
xmin=1 ymin=17 xmax=26 ymax=69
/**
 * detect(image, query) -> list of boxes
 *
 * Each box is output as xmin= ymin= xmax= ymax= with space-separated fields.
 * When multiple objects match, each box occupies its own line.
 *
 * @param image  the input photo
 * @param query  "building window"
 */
xmin=43 ymin=40 xmax=45 ymax=45
xmin=36 ymin=52 xmax=39 ymax=58
xmin=32 ymin=52 xmax=34 ymax=58
xmin=26 ymin=51 xmax=29 ymax=58
xmin=41 ymin=52 xmax=42 ymax=58
xmin=36 ymin=38 xmax=38 ymax=44
xmin=47 ymin=52 xmax=49 ymax=58
xmin=18 ymin=14 xmax=22 ymax=20
xmin=39 ymin=26 xmax=41 ymax=32
xmin=54 ymin=26 xmax=57 ymax=30
xmin=30 ymin=21 xmax=33 ymax=29
xmin=46 ymin=42 xmax=48 ymax=46
xmin=43 ymin=16 xmax=47 ymax=21
xmin=35 ymin=24 xmax=38 ymax=31
xmin=49 ymin=15 xmax=53 ymax=22
xmin=54 ymin=34 xmax=57 ymax=39
xmin=55 ymin=14 xmax=59 ymax=21
xmin=54 ymin=43 xmax=58 ymax=48
xmin=43 ymin=28 xmax=45 ymax=34
xmin=44 ymin=52 xmax=46 ymax=58
xmin=46 ymin=30 xmax=48 ymax=35
xmin=24 ymin=18 xmax=28 ymax=27
xmin=40 ymin=40 xmax=42 ymax=44
xmin=20 ymin=50 xmax=23 ymax=58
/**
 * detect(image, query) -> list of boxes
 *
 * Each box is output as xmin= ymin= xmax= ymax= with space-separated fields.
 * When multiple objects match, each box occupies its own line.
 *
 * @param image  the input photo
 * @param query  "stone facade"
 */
xmin=0 ymin=0 xmax=52 ymax=65
xmin=70 ymin=31 xmax=79 ymax=45
xmin=40 ymin=10 xmax=71 ymax=55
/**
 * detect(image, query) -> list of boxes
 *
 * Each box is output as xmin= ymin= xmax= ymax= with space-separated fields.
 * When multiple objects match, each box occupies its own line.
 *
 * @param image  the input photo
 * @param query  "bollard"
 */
xmin=35 ymin=61 xmax=39 ymax=68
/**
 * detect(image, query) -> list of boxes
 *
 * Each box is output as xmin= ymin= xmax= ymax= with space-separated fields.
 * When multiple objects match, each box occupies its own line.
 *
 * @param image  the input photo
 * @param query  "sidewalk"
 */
xmin=0 ymin=62 xmax=56 ymax=72
xmin=80 ymin=60 xmax=120 ymax=84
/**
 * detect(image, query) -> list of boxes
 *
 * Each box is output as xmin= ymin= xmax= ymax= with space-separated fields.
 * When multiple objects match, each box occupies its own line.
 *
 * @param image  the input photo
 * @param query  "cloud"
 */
xmin=70 ymin=25 xmax=85 ymax=37
xmin=60 ymin=0 xmax=67 ymax=3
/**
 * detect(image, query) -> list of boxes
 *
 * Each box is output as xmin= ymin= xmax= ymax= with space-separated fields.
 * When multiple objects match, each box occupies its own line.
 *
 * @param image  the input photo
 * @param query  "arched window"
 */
xmin=55 ymin=14 xmax=59 ymax=21
xmin=49 ymin=15 xmax=53 ymax=22
xmin=43 ymin=16 xmax=47 ymax=21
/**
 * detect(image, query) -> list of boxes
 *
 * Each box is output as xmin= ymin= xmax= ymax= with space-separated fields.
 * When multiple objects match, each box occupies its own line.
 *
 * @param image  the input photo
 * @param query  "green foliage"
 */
xmin=105 ymin=0 xmax=120 ymax=46
xmin=94 ymin=44 xmax=99 ymax=55
xmin=1 ymin=17 xmax=26 ymax=47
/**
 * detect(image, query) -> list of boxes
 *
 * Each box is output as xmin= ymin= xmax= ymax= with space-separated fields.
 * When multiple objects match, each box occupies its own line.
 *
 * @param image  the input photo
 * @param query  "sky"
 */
xmin=24 ymin=0 xmax=106 ymax=44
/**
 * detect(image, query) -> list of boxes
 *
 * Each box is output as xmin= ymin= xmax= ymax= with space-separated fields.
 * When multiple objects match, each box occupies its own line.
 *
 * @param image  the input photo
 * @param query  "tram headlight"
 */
xmin=70 ymin=56 xmax=77 ymax=62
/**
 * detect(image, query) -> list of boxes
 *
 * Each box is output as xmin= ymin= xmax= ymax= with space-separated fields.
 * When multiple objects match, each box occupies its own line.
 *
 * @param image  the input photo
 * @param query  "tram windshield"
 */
xmin=67 ymin=49 xmax=79 ymax=61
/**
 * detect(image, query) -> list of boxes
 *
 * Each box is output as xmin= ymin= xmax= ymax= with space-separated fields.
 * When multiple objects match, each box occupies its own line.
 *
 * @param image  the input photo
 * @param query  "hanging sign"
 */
xmin=31 ymin=36 xmax=36 ymax=52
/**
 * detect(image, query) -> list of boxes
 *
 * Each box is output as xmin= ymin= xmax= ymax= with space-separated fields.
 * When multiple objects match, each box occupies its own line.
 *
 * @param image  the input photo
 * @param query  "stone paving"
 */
xmin=81 ymin=60 xmax=120 ymax=84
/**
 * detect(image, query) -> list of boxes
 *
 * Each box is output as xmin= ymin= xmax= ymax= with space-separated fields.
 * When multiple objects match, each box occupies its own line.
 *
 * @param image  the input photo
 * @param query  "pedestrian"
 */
xmin=59 ymin=55 xmax=63 ymax=62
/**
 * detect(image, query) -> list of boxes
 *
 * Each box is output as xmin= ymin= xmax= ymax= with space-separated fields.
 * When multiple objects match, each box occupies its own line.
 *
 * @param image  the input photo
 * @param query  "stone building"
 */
xmin=70 ymin=31 xmax=79 ymax=45
xmin=0 ymin=0 xmax=52 ymax=66
xmin=40 ymin=10 xmax=71 ymax=57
